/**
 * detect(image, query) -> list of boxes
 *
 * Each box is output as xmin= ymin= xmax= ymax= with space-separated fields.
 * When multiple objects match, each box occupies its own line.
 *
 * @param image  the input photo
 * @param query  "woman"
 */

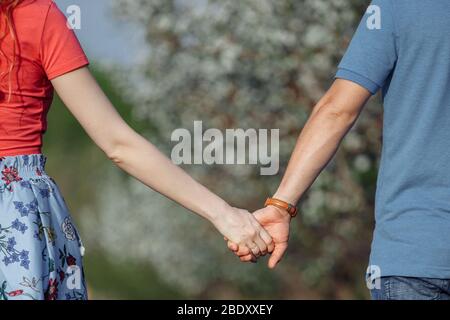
xmin=0 ymin=0 xmax=273 ymax=300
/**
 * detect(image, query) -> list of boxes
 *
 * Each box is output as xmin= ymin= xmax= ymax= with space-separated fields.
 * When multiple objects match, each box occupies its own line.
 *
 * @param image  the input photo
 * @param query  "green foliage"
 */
xmin=83 ymin=251 xmax=183 ymax=299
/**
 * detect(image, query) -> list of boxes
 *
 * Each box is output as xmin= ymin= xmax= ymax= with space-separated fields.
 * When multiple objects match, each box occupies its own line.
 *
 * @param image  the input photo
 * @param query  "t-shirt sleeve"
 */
xmin=335 ymin=0 xmax=397 ymax=95
xmin=40 ymin=1 xmax=89 ymax=80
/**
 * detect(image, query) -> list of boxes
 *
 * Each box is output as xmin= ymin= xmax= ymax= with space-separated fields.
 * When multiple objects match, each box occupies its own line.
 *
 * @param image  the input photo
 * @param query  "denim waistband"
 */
xmin=0 ymin=154 xmax=48 ymax=180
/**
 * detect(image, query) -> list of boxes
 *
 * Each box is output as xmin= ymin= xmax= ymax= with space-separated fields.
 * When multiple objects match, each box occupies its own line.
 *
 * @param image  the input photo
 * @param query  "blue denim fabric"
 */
xmin=371 ymin=276 xmax=450 ymax=300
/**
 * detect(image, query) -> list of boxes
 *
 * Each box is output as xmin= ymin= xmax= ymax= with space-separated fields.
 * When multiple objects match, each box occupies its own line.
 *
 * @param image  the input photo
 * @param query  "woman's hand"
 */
xmin=212 ymin=207 xmax=274 ymax=258
xmin=227 ymin=206 xmax=291 ymax=268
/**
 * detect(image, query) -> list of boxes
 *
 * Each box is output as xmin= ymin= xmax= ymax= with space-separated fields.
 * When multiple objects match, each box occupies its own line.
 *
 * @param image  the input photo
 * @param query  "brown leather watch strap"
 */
xmin=264 ymin=197 xmax=298 ymax=218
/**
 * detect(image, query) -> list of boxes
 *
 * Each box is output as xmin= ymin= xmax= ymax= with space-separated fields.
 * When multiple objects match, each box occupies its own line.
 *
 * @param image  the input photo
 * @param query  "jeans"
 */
xmin=371 ymin=276 xmax=450 ymax=300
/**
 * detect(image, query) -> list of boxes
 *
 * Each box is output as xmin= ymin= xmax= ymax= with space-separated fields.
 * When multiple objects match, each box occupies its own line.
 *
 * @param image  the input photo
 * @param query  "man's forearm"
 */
xmin=273 ymin=80 xmax=370 ymax=205
xmin=228 ymin=82 xmax=369 ymax=266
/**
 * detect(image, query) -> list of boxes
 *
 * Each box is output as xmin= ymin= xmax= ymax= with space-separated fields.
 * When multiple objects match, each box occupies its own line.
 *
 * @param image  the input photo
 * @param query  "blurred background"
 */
xmin=45 ymin=0 xmax=383 ymax=299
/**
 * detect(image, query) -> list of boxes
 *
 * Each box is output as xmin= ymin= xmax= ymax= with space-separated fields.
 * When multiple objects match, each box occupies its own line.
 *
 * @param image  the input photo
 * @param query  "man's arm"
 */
xmin=273 ymin=79 xmax=371 ymax=205
xmin=229 ymin=79 xmax=372 ymax=267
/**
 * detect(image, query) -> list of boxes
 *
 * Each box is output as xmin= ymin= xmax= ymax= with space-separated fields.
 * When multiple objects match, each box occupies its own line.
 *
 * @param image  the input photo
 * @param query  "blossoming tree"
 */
xmin=85 ymin=0 xmax=383 ymax=299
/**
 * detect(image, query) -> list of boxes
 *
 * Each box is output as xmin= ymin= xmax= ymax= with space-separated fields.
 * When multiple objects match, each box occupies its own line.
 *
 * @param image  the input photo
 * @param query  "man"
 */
xmin=228 ymin=0 xmax=450 ymax=300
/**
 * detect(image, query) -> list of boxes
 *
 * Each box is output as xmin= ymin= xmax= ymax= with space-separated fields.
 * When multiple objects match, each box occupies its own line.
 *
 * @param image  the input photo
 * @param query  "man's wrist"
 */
xmin=265 ymin=197 xmax=298 ymax=218
xmin=266 ymin=204 xmax=292 ymax=219
xmin=273 ymin=190 xmax=299 ymax=207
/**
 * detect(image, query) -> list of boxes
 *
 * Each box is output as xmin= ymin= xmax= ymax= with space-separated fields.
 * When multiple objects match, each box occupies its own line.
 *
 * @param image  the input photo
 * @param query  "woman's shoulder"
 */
xmin=13 ymin=0 xmax=64 ymax=47
xmin=16 ymin=0 xmax=57 ymax=16
xmin=14 ymin=0 xmax=66 ymax=31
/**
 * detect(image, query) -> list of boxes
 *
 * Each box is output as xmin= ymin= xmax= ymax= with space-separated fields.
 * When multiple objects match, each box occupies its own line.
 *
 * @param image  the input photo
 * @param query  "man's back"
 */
xmin=337 ymin=0 xmax=450 ymax=278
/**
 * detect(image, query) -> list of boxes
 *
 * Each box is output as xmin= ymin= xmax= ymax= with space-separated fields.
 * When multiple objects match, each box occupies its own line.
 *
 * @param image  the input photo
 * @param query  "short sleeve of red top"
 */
xmin=0 ymin=0 xmax=89 ymax=157
xmin=40 ymin=1 xmax=89 ymax=80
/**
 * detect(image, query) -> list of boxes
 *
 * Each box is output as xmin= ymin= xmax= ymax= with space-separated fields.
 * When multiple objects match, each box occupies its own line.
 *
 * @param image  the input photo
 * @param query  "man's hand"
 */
xmin=227 ymin=205 xmax=291 ymax=269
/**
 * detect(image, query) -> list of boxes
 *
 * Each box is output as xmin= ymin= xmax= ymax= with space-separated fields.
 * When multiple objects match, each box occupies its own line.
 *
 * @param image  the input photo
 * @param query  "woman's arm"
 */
xmin=51 ymin=67 xmax=273 ymax=257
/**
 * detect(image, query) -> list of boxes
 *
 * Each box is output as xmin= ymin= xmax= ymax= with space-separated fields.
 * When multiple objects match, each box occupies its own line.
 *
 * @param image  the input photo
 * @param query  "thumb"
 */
xmin=268 ymin=243 xmax=288 ymax=269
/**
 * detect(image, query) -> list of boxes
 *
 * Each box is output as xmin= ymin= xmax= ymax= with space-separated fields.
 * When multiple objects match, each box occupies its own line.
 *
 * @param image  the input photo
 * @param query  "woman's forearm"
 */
xmin=51 ymin=68 xmax=229 ymax=223
xmin=51 ymin=68 xmax=274 ymax=257
xmin=108 ymin=129 xmax=229 ymax=222
xmin=105 ymin=126 xmax=273 ymax=256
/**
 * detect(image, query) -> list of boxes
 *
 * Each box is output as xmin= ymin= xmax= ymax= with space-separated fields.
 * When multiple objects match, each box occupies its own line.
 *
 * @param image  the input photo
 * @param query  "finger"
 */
xmin=227 ymin=241 xmax=239 ymax=252
xmin=267 ymin=241 xmax=275 ymax=254
xmin=259 ymin=229 xmax=273 ymax=248
xmin=268 ymin=243 xmax=288 ymax=269
xmin=224 ymin=237 xmax=228 ymax=241
xmin=253 ymin=237 xmax=268 ymax=256
xmin=235 ymin=245 xmax=251 ymax=257
xmin=240 ymin=254 xmax=256 ymax=263
xmin=260 ymin=233 xmax=275 ymax=254
xmin=247 ymin=241 xmax=261 ymax=257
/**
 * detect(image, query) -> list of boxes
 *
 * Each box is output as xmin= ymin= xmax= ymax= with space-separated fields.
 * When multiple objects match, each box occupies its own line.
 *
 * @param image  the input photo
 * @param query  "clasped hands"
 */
xmin=216 ymin=204 xmax=292 ymax=269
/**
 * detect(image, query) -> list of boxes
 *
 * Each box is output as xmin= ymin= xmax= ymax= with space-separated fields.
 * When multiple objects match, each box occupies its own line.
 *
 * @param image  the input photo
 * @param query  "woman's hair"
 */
xmin=0 ymin=0 xmax=21 ymax=101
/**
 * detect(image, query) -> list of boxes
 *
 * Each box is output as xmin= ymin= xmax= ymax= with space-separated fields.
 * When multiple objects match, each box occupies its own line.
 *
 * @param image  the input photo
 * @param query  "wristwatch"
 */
xmin=264 ymin=197 xmax=298 ymax=218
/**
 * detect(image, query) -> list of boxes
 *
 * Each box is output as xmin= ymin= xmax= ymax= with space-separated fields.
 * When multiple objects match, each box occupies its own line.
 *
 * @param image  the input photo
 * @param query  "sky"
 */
xmin=54 ymin=0 xmax=147 ymax=66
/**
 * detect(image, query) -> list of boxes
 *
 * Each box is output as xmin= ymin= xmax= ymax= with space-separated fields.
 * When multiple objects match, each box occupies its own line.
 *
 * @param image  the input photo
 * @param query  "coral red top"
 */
xmin=0 ymin=0 xmax=89 ymax=157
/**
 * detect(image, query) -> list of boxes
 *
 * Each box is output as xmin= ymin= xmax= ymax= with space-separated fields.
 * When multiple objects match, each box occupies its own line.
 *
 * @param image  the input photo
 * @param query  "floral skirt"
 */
xmin=0 ymin=154 xmax=87 ymax=300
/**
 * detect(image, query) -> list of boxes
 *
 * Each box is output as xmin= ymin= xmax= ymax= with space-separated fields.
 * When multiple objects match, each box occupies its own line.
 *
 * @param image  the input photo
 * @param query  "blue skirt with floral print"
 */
xmin=0 ymin=154 xmax=87 ymax=300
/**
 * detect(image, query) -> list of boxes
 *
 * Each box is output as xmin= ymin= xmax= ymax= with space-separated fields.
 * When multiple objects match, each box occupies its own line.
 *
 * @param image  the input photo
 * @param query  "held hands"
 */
xmin=226 ymin=205 xmax=292 ymax=269
xmin=212 ymin=207 xmax=275 ymax=258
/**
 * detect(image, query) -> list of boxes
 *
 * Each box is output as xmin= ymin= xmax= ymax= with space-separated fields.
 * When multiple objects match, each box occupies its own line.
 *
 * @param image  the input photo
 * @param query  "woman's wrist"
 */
xmin=199 ymin=198 xmax=233 ymax=224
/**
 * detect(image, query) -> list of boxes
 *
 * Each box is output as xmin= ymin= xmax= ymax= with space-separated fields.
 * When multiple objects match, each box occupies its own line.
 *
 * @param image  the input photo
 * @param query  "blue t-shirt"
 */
xmin=336 ymin=0 xmax=450 ymax=278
